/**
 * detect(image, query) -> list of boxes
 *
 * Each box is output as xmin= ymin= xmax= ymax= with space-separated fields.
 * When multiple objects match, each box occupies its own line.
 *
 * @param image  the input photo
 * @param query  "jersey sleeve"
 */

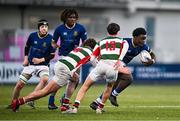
xmin=52 ymin=27 xmax=60 ymax=43
xmin=118 ymin=40 xmax=129 ymax=61
xmin=143 ymin=44 xmax=151 ymax=52
xmin=24 ymin=33 xmax=33 ymax=56
xmin=92 ymin=42 xmax=100 ymax=57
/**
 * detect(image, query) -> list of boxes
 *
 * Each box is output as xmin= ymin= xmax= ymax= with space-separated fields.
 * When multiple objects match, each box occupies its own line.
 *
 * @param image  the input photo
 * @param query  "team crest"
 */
xmin=63 ymin=32 xmax=67 ymax=36
xmin=74 ymin=31 xmax=78 ymax=36
xmin=43 ymin=42 xmax=46 ymax=47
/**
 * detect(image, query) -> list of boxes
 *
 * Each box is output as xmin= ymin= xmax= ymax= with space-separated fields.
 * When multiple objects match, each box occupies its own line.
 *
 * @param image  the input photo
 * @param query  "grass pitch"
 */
xmin=0 ymin=84 xmax=180 ymax=121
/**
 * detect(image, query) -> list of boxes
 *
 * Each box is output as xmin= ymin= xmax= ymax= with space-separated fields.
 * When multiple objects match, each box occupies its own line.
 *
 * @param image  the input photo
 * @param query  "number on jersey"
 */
xmin=106 ymin=41 xmax=116 ymax=51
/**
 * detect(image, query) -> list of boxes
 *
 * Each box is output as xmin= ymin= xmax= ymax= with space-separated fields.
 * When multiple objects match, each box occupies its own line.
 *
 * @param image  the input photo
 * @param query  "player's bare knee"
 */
xmin=122 ymin=74 xmax=133 ymax=82
xmin=40 ymin=75 xmax=49 ymax=84
xmin=39 ymin=71 xmax=49 ymax=83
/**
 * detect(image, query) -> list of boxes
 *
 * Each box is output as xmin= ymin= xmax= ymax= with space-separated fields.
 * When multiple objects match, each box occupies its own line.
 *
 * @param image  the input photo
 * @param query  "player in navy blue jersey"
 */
xmin=8 ymin=19 xmax=56 ymax=109
xmin=51 ymin=8 xmax=87 ymax=56
xmin=90 ymin=27 xmax=156 ymax=110
xmin=48 ymin=8 xmax=87 ymax=110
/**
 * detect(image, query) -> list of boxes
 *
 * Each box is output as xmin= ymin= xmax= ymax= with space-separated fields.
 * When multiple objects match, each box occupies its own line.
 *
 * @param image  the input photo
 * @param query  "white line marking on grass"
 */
xmin=134 ymin=105 xmax=180 ymax=108
xmin=1 ymin=105 xmax=180 ymax=108
xmin=0 ymin=119 xmax=179 ymax=121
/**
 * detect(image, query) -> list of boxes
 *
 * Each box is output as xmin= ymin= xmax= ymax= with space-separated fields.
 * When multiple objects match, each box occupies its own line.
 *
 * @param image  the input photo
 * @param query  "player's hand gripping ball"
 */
xmin=139 ymin=50 xmax=151 ymax=63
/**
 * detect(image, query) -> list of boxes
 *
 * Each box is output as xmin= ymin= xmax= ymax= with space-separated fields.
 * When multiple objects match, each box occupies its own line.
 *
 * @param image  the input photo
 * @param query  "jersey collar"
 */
xmin=38 ymin=32 xmax=48 ymax=39
xmin=65 ymin=23 xmax=76 ymax=29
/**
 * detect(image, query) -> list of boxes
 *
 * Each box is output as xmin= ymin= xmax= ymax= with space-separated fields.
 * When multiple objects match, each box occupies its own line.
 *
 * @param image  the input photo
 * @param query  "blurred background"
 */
xmin=0 ymin=0 xmax=180 ymax=84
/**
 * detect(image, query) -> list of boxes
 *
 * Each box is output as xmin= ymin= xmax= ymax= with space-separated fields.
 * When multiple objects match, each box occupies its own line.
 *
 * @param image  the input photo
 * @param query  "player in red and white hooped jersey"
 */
xmin=92 ymin=34 xmax=128 ymax=67
xmin=11 ymin=38 xmax=97 ymax=112
xmin=70 ymin=23 xmax=130 ymax=114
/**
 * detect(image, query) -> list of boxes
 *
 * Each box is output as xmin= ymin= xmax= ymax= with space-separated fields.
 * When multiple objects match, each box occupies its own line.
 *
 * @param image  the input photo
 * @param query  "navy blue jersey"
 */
xmin=27 ymin=32 xmax=56 ymax=65
xmin=53 ymin=23 xmax=87 ymax=56
xmin=123 ymin=38 xmax=151 ymax=64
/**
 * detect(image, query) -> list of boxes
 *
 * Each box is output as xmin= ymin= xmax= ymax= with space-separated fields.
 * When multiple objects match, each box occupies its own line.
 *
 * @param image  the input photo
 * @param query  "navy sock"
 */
xmin=115 ymin=87 xmax=121 ymax=94
xmin=111 ymin=87 xmax=121 ymax=97
xmin=48 ymin=95 xmax=55 ymax=105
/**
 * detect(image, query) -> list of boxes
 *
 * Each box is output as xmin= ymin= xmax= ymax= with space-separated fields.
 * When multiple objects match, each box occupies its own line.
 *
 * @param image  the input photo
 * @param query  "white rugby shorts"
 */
xmin=88 ymin=60 xmax=118 ymax=83
xmin=52 ymin=61 xmax=72 ymax=87
xmin=20 ymin=65 xmax=49 ymax=83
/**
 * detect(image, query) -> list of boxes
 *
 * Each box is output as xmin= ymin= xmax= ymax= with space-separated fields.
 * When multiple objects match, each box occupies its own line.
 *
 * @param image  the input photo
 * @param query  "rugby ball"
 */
xmin=139 ymin=50 xmax=151 ymax=62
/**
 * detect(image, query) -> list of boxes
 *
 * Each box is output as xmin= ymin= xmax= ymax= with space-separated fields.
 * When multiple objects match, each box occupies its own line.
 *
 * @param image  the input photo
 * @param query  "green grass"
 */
xmin=0 ymin=84 xmax=180 ymax=120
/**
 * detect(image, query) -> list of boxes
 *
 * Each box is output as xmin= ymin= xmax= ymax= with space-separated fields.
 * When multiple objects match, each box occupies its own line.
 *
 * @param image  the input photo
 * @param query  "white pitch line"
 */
xmin=134 ymin=105 xmax=180 ymax=108
xmin=1 ymin=105 xmax=180 ymax=108
xmin=0 ymin=120 xmax=180 ymax=121
xmin=0 ymin=119 xmax=179 ymax=121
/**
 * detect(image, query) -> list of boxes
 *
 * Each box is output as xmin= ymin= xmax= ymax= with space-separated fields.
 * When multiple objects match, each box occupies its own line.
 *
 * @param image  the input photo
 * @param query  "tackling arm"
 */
xmin=90 ymin=44 xmax=100 ymax=66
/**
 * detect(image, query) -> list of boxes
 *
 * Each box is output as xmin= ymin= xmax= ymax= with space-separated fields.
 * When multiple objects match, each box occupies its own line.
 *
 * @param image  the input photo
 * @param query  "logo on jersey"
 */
xmin=74 ymin=31 xmax=78 ymax=37
xmin=63 ymin=32 xmax=67 ymax=36
xmin=43 ymin=42 xmax=47 ymax=47
xmin=34 ymin=41 xmax=37 ymax=44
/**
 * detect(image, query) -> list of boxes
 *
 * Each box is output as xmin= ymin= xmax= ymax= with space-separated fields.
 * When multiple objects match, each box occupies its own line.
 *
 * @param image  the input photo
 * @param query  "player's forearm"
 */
xmin=23 ymin=56 xmax=29 ymax=66
xmin=24 ymin=56 xmax=28 ymax=60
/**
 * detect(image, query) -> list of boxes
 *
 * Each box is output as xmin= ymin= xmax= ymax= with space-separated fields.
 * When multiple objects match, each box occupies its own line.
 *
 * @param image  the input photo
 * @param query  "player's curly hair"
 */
xmin=83 ymin=38 xmax=97 ymax=49
xmin=60 ymin=8 xmax=79 ymax=23
xmin=107 ymin=23 xmax=120 ymax=35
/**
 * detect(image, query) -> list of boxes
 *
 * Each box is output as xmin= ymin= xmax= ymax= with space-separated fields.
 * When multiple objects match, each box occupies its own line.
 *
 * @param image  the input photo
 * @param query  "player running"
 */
xmin=11 ymin=38 xmax=96 ymax=112
xmin=48 ymin=8 xmax=87 ymax=109
xmin=90 ymin=27 xmax=156 ymax=110
xmin=8 ymin=19 xmax=56 ymax=109
xmin=69 ymin=23 xmax=131 ymax=114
